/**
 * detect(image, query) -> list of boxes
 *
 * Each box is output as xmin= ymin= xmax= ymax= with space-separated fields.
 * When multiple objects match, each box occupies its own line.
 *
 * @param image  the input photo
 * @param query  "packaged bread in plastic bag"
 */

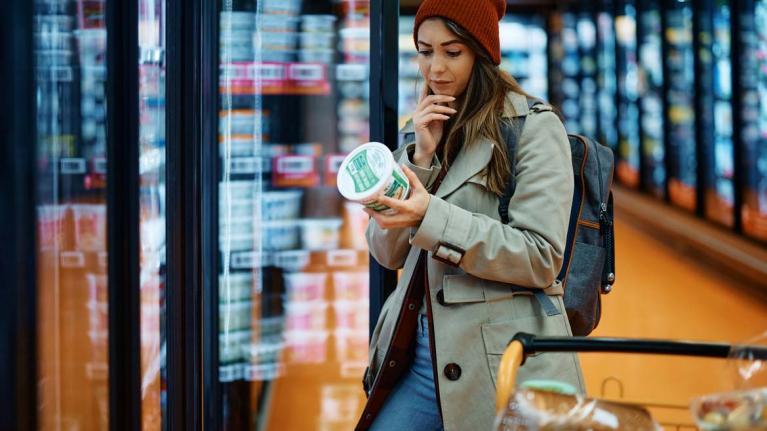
xmin=690 ymin=331 xmax=767 ymax=430
xmin=494 ymin=386 xmax=661 ymax=431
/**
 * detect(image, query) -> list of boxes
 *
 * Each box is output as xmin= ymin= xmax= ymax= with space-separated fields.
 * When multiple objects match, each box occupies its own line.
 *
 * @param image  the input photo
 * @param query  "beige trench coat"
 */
xmin=356 ymin=91 xmax=584 ymax=431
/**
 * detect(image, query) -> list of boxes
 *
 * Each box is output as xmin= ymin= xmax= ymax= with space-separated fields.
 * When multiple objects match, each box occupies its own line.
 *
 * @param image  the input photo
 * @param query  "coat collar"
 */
xmin=398 ymin=91 xmax=527 ymax=197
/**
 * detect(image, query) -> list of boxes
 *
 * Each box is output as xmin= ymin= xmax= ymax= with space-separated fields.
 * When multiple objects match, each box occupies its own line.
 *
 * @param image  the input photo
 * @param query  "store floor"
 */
xmin=264 ymin=218 xmax=767 ymax=430
xmin=581 ymin=218 xmax=767 ymax=427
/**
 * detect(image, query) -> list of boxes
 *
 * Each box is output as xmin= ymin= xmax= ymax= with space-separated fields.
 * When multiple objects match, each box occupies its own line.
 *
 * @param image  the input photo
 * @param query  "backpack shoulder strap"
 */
xmin=498 ymin=97 xmax=548 ymax=224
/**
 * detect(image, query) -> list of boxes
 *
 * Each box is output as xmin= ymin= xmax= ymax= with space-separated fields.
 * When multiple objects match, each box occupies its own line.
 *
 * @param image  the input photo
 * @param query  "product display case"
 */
xmin=577 ymin=5 xmax=598 ymax=138
xmin=736 ymin=0 xmax=767 ymax=242
xmin=637 ymin=0 xmax=666 ymax=199
xmin=664 ymin=0 xmax=698 ymax=212
xmin=698 ymin=0 xmax=735 ymax=227
xmin=596 ymin=0 xmax=618 ymax=152
xmin=615 ymin=0 xmax=641 ymax=187
xmin=216 ymin=1 xmax=371 ymax=429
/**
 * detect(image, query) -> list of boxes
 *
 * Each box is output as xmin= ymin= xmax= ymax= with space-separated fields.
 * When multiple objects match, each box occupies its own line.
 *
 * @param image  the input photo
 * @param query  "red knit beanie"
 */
xmin=414 ymin=0 xmax=506 ymax=65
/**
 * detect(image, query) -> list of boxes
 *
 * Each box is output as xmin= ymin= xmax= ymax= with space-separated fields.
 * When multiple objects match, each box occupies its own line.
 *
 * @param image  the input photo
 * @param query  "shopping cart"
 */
xmin=495 ymin=332 xmax=767 ymax=430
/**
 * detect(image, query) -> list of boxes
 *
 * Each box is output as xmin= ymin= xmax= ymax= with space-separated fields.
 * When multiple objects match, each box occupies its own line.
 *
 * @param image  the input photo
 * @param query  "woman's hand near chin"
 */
xmin=412 ymin=83 xmax=455 ymax=168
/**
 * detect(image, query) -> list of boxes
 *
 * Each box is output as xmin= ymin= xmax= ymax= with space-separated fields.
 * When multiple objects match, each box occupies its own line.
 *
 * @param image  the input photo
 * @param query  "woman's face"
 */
xmin=416 ymin=18 xmax=476 ymax=98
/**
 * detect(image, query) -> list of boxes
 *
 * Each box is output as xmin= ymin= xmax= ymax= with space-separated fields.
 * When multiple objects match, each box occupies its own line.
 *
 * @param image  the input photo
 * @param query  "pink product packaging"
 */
xmin=285 ymin=330 xmax=329 ymax=364
xmin=333 ymin=329 xmax=369 ymax=364
xmin=333 ymin=300 xmax=369 ymax=331
xmin=332 ymin=271 xmax=369 ymax=301
xmin=283 ymin=272 xmax=327 ymax=302
xmin=285 ymin=301 xmax=328 ymax=332
xmin=72 ymin=204 xmax=107 ymax=252
xmin=37 ymin=205 xmax=67 ymax=251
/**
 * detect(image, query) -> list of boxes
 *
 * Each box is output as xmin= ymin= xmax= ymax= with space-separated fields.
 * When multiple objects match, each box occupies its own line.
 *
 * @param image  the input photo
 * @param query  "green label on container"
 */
xmin=346 ymin=149 xmax=381 ymax=193
xmin=386 ymin=169 xmax=409 ymax=198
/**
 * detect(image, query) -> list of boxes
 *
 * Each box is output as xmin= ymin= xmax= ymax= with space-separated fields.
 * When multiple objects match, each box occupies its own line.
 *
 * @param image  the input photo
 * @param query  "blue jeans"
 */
xmin=369 ymin=314 xmax=444 ymax=431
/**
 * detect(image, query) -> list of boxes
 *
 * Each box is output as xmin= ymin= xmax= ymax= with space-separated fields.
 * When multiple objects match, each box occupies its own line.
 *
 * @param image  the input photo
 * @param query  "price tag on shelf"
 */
xmin=251 ymin=62 xmax=287 ymax=82
xmin=336 ymin=64 xmax=367 ymax=81
xmin=228 ymin=157 xmax=259 ymax=175
xmin=288 ymin=63 xmax=325 ymax=82
xmin=273 ymin=155 xmax=319 ymax=188
xmin=93 ymin=157 xmax=107 ymax=175
xmin=326 ymin=249 xmax=358 ymax=268
xmin=60 ymin=251 xmax=85 ymax=268
xmin=60 ymin=158 xmax=87 ymax=174
xmin=323 ymin=154 xmax=346 ymax=187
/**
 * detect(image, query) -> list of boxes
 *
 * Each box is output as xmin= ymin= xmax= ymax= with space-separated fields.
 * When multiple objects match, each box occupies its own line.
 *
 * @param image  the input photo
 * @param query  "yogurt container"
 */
xmin=337 ymin=142 xmax=410 ymax=213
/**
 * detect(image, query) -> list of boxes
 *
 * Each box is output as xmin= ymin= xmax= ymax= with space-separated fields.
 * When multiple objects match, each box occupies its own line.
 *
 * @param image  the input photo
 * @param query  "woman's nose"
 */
xmin=430 ymin=55 xmax=446 ymax=74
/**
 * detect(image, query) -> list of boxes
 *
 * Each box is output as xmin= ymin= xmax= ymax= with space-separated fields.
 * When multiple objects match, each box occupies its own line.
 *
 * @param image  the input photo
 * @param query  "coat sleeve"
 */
xmin=409 ymin=111 xmax=574 ymax=288
xmin=366 ymin=140 xmax=441 ymax=270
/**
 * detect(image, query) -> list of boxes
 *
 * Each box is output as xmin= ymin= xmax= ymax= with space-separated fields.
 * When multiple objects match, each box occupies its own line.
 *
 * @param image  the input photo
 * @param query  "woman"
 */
xmin=355 ymin=0 xmax=583 ymax=430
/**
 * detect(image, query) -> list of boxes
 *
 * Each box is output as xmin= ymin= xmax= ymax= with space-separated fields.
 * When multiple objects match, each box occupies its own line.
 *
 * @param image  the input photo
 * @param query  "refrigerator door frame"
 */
xmin=0 ymin=0 xmax=37 ymax=429
xmin=106 ymin=0 xmax=143 ymax=429
xmin=370 ymin=0 xmax=402 ymax=335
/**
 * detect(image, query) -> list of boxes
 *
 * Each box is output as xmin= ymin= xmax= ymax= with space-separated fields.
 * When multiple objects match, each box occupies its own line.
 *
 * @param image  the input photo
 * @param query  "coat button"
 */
xmin=436 ymin=289 xmax=446 ymax=306
xmin=444 ymin=363 xmax=461 ymax=381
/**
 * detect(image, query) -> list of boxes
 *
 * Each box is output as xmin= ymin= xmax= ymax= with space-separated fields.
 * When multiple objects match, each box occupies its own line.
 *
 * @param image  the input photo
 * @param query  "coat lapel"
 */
xmin=434 ymin=136 xmax=494 ymax=199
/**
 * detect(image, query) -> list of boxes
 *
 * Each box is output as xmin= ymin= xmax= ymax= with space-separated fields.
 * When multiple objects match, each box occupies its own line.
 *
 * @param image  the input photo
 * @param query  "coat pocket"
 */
xmin=442 ymin=273 xmax=485 ymax=304
xmin=480 ymin=311 xmax=572 ymax=388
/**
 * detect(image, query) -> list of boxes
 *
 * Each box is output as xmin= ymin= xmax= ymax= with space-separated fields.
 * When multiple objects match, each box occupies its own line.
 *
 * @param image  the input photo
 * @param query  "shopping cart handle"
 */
xmin=509 ymin=332 xmax=767 ymax=365
xmin=496 ymin=333 xmax=767 ymax=415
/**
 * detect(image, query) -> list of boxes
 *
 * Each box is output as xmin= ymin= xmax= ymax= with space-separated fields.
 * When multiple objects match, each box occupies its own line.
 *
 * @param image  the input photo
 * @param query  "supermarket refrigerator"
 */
xmin=596 ymin=0 xmax=619 ymax=153
xmin=576 ymin=3 xmax=598 ymax=139
xmin=697 ymin=0 xmax=736 ymax=228
xmin=214 ymin=1 xmax=378 ymax=429
xmin=734 ymin=0 xmax=767 ymax=242
xmin=3 ymin=0 xmax=170 ymax=429
xmin=663 ymin=0 xmax=698 ymax=212
xmin=637 ymin=0 xmax=666 ymax=199
xmin=614 ymin=0 xmax=641 ymax=188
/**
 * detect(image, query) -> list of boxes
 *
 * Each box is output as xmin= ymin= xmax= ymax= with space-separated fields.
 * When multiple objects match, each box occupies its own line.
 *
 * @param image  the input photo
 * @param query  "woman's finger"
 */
xmin=400 ymin=165 xmax=425 ymax=192
xmin=420 ymin=104 xmax=457 ymax=116
xmin=376 ymin=194 xmax=407 ymax=212
xmin=416 ymin=94 xmax=456 ymax=111
xmin=414 ymin=113 xmax=450 ymax=128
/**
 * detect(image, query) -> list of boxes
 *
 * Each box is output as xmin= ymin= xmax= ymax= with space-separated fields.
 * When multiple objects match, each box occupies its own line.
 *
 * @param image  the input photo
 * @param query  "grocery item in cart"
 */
xmin=337 ymin=142 xmax=410 ymax=213
xmin=690 ymin=388 xmax=767 ymax=430
xmin=495 ymin=389 xmax=661 ymax=431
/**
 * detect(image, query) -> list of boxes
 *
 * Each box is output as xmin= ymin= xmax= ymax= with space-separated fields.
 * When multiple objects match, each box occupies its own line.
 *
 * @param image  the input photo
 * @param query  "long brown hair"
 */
xmin=426 ymin=18 xmax=535 ymax=196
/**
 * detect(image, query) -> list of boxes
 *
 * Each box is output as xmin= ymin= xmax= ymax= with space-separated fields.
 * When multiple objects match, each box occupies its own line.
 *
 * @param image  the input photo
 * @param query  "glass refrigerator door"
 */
xmin=34 ymin=1 xmax=110 ymax=428
xmin=637 ymin=0 xmax=666 ymax=198
xmin=577 ymin=10 xmax=598 ymax=138
xmin=218 ymin=1 xmax=370 ymax=429
xmin=615 ymin=0 xmax=642 ymax=187
xmin=700 ymin=0 xmax=735 ymax=227
xmin=499 ymin=15 xmax=549 ymax=101
xmin=597 ymin=4 xmax=618 ymax=152
xmin=138 ymin=0 xmax=166 ymax=428
xmin=664 ymin=0 xmax=698 ymax=212
xmin=561 ymin=12 xmax=582 ymax=134
xmin=739 ymin=0 xmax=767 ymax=241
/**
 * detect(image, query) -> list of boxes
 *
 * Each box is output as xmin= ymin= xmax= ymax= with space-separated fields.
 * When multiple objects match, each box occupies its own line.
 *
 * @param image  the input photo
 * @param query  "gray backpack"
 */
xmin=500 ymin=98 xmax=616 ymax=336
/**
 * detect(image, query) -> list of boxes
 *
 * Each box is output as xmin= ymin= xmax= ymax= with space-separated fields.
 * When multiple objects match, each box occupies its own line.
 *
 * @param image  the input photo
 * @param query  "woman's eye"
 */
xmin=447 ymin=51 xmax=461 ymax=58
xmin=418 ymin=50 xmax=432 ymax=57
